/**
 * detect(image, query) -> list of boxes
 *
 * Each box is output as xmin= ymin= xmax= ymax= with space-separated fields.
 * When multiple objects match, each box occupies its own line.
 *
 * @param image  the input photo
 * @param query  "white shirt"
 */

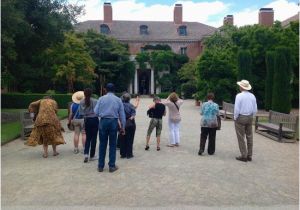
xmin=234 ymin=91 xmax=257 ymax=120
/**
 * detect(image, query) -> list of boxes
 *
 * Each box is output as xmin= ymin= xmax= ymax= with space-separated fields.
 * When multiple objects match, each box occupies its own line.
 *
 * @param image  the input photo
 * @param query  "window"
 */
xmin=180 ymin=47 xmax=187 ymax=55
xmin=178 ymin=25 xmax=187 ymax=36
xmin=140 ymin=25 xmax=148 ymax=35
xmin=100 ymin=24 xmax=110 ymax=34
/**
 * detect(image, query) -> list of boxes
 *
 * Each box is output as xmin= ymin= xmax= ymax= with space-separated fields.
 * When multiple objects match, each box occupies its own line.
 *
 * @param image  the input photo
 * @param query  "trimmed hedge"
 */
xmin=2 ymin=93 xmax=72 ymax=109
xmin=156 ymin=92 xmax=170 ymax=99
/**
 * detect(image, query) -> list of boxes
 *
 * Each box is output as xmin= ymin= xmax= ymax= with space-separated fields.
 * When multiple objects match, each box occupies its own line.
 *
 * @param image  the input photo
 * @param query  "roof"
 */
xmin=75 ymin=20 xmax=216 ymax=42
xmin=281 ymin=13 xmax=299 ymax=27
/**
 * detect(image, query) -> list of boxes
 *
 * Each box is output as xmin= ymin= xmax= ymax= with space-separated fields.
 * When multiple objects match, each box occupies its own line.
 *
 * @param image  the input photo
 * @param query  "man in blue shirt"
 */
xmin=94 ymin=83 xmax=126 ymax=172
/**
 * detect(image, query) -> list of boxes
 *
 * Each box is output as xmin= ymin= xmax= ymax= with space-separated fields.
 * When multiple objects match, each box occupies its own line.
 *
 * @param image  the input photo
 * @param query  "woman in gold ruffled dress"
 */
xmin=26 ymin=96 xmax=65 ymax=158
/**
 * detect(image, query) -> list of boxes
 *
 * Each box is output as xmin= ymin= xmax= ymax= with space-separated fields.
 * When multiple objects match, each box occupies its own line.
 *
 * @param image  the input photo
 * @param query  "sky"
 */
xmin=75 ymin=0 xmax=299 ymax=27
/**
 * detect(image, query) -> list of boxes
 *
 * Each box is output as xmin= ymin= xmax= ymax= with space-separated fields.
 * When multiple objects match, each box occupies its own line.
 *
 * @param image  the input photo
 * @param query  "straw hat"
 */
xmin=237 ymin=80 xmax=252 ymax=90
xmin=72 ymin=91 xmax=84 ymax=104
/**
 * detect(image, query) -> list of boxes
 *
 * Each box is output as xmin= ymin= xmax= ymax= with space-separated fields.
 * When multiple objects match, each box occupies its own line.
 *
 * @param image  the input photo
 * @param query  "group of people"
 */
xmin=27 ymin=79 xmax=257 ymax=173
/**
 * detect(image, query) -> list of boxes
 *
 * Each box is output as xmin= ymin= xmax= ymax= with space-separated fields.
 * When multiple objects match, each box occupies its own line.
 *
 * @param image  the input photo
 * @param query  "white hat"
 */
xmin=72 ymin=91 xmax=84 ymax=104
xmin=237 ymin=80 xmax=252 ymax=90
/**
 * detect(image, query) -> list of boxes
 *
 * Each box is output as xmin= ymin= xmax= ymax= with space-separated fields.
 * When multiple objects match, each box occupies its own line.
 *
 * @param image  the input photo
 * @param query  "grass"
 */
xmin=1 ymin=122 xmax=22 ymax=145
xmin=1 ymin=109 xmax=68 ymax=145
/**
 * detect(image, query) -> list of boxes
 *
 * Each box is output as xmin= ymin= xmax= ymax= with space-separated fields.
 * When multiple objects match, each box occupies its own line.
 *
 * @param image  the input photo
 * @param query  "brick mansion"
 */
xmin=75 ymin=2 xmax=294 ymax=95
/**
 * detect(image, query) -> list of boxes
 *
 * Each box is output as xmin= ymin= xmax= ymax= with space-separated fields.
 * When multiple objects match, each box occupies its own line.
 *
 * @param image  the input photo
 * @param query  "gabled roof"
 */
xmin=281 ymin=13 xmax=299 ymax=28
xmin=75 ymin=20 xmax=216 ymax=42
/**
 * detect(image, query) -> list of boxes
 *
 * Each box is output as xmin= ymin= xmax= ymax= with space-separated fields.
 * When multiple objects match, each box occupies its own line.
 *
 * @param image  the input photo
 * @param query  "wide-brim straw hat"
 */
xmin=72 ymin=91 xmax=84 ymax=104
xmin=237 ymin=80 xmax=252 ymax=90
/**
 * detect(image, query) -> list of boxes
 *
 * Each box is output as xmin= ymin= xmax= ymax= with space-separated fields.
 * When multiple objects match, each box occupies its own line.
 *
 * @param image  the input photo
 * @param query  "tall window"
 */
xmin=180 ymin=47 xmax=187 ymax=55
xmin=178 ymin=25 xmax=187 ymax=36
xmin=140 ymin=25 xmax=148 ymax=35
xmin=100 ymin=24 xmax=110 ymax=34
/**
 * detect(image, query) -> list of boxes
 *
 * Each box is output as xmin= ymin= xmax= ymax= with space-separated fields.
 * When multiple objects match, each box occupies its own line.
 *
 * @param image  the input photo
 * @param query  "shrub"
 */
xmin=181 ymin=83 xmax=197 ymax=99
xmin=156 ymin=92 xmax=170 ymax=99
xmin=2 ymin=93 xmax=72 ymax=109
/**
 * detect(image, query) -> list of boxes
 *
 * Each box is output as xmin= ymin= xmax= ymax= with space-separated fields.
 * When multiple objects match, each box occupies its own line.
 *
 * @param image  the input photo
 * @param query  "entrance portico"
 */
xmin=132 ymin=68 xmax=155 ymax=95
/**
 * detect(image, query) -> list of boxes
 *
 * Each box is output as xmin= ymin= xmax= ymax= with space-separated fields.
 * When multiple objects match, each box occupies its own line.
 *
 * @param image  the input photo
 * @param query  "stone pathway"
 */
xmin=1 ymin=99 xmax=299 ymax=210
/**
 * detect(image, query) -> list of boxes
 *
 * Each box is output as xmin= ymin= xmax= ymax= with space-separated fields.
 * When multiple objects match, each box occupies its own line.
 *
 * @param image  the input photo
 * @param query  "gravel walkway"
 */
xmin=2 ymin=99 xmax=298 ymax=210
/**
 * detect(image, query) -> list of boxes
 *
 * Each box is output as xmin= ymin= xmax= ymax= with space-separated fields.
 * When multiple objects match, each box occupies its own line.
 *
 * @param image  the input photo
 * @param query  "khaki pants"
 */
xmin=234 ymin=115 xmax=253 ymax=158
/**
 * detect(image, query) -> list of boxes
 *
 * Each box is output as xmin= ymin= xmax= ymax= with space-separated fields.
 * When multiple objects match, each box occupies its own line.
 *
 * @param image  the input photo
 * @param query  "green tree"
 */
xmin=79 ymin=30 xmax=135 ymax=94
xmin=237 ymin=49 xmax=252 ymax=82
xmin=264 ymin=51 xmax=275 ymax=111
xmin=1 ymin=0 xmax=83 ymax=92
xmin=48 ymin=33 xmax=96 ymax=93
xmin=197 ymin=48 xmax=237 ymax=104
xmin=272 ymin=47 xmax=292 ymax=113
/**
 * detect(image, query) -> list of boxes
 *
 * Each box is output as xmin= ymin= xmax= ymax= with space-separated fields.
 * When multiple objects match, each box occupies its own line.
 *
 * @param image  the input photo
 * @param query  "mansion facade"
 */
xmin=75 ymin=3 xmax=277 ymax=94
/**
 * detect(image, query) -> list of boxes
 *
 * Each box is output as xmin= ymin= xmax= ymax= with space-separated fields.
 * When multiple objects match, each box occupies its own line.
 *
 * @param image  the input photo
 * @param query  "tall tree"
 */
xmin=48 ymin=33 xmax=96 ymax=93
xmin=237 ymin=49 xmax=252 ymax=82
xmin=79 ymin=30 xmax=135 ymax=94
xmin=264 ymin=51 xmax=275 ymax=111
xmin=272 ymin=47 xmax=292 ymax=113
xmin=1 ymin=0 xmax=83 ymax=92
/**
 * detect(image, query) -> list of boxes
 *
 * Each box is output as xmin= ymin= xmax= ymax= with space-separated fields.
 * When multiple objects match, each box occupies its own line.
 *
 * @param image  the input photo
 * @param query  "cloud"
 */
xmin=77 ymin=0 xmax=299 ymax=27
xmin=234 ymin=0 xmax=299 ymax=27
xmin=78 ymin=0 xmax=229 ymax=27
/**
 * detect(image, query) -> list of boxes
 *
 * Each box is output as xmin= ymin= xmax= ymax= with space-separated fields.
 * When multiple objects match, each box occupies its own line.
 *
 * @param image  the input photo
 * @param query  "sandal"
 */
xmin=43 ymin=154 xmax=48 ymax=158
xmin=157 ymin=147 xmax=160 ymax=151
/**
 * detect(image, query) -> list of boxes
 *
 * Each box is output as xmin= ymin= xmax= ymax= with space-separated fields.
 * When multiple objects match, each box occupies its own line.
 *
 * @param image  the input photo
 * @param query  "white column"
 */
xmin=134 ymin=70 xmax=138 ymax=94
xmin=128 ymin=81 xmax=133 ymax=94
xmin=150 ymin=69 xmax=155 ymax=94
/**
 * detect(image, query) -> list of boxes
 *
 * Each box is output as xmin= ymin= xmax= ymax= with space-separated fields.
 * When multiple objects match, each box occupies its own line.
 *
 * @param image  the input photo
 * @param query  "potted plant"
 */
xmin=193 ymin=92 xmax=201 ymax=106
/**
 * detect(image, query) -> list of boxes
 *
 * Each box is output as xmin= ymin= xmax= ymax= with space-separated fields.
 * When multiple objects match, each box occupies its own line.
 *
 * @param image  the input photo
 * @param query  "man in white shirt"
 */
xmin=234 ymin=80 xmax=257 ymax=162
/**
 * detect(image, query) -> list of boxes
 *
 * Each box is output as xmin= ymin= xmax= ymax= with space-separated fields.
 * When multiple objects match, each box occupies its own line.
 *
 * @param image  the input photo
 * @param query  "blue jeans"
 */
xmin=98 ymin=118 xmax=118 ymax=169
xmin=84 ymin=117 xmax=99 ymax=157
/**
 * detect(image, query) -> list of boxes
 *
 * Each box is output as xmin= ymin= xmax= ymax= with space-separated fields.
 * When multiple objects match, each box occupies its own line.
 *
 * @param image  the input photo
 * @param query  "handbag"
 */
xmin=216 ymin=115 xmax=221 ymax=130
xmin=68 ymin=104 xmax=79 ymax=131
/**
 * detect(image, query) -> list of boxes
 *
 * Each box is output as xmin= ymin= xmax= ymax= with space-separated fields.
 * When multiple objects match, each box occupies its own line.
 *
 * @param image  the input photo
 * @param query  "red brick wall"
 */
xmin=259 ymin=12 xmax=274 ymax=27
xmin=104 ymin=4 xmax=112 ymax=23
xmin=126 ymin=41 xmax=203 ymax=60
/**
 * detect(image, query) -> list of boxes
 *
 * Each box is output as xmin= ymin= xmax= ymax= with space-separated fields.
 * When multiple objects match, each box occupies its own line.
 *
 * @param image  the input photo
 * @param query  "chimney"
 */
xmin=174 ymin=4 xmax=182 ymax=24
xmin=104 ymin=2 xmax=112 ymax=23
xmin=223 ymin=15 xmax=234 ymax=25
xmin=259 ymin=8 xmax=274 ymax=27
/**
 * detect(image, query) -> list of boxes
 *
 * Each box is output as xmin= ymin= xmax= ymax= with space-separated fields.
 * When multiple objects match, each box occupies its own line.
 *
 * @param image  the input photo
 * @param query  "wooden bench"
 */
xmin=255 ymin=110 xmax=299 ymax=143
xmin=219 ymin=101 xmax=234 ymax=120
xmin=20 ymin=111 xmax=34 ymax=140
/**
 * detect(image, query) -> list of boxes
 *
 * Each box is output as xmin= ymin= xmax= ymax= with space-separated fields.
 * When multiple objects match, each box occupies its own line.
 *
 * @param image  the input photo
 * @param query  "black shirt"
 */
xmin=152 ymin=103 xmax=165 ymax=119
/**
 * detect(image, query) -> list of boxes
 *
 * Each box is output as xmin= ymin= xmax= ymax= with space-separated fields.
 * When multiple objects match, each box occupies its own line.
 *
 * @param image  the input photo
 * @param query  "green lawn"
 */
xmin=1 ymin=109 xmax=68 ymax=144
xmin=1 ymin=122 xmax=22 ymax=145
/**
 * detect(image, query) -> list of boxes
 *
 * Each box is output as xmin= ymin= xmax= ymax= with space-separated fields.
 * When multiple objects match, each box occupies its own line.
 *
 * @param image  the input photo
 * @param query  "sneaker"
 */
xmin=109 ymin=166 xmax=119 ymax=173
xmin=84 ymin=157 xmax=88 ymax=163
xmin=247 ymin=156 xmax=252 ymax=161
xmin=145 ymin=145 xmax=149 ymax=151
xmin=97 ymin=168 xmax=104 ymax=172
xmin=198 ymin=151 xmax=203 ymax=156
xmin=73 ymin=148 xmax=79 ymax=154
xmin=89 ymin=156 xmax=98 ymax=161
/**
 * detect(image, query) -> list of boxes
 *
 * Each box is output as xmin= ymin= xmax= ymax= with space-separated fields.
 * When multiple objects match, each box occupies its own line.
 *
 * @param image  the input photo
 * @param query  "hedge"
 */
xmin=2 ymin=93 xmax=73 ymax=109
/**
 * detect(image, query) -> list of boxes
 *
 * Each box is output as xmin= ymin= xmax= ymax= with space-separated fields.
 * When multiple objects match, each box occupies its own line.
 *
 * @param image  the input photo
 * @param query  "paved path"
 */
xmin=2 ymin=99 xmax=299 ymax=210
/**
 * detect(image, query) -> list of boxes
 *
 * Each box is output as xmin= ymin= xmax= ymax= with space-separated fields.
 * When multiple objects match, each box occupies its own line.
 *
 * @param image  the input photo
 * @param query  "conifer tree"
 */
xmin=264 ymin=51 xmax=275 ymax=110
xmin=272 ymin=47 xmax=292 ymax=113
xmin=237 ymin=49 xmax=252 ymax=82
